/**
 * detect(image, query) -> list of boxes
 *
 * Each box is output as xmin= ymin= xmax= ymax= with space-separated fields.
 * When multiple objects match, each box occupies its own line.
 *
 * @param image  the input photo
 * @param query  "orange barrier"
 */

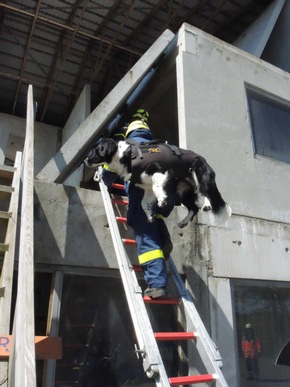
xmin=0 ymin=335 xmax=62 ymax=360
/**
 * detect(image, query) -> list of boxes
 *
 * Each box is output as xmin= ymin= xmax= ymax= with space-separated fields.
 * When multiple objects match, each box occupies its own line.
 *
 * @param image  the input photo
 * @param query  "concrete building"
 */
xmin=1 ymin=1 xmax=290 ymax=386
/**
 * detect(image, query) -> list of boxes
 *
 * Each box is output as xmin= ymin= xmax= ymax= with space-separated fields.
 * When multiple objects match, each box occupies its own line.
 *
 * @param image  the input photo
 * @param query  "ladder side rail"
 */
xmin=44 ymin=271 xmax=64 ymax=387
xmin=8 ymin=85 xmax=36 ymax=387
xmin=168 ymin=257 xmax=229 ymax=387
xmin=0 ymin=152 xmax=22 ymax=387
xmin=98 ymin=173 xmax=170 ymax=386
xmin=0 ymin=151 xmax=22 ymax=332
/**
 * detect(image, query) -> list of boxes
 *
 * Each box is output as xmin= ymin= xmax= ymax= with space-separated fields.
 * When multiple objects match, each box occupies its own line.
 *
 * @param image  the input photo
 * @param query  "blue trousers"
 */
xmin=126 ymin=184 xmax=173 ymax=289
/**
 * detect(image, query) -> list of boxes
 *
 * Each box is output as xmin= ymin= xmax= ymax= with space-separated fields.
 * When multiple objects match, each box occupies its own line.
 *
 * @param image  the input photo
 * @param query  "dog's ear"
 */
xmin=98 ymin=139 xmax=117 ymax=160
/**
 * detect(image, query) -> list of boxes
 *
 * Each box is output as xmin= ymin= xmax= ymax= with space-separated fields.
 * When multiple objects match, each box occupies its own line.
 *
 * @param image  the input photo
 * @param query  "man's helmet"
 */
xmin=130 ymin=108 xmax=149 ymax=122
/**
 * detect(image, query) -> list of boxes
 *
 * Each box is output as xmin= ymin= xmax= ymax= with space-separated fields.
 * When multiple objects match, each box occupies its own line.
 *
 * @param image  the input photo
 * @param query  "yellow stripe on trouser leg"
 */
xmin=138 ymin=249 xmax=164 ymax=265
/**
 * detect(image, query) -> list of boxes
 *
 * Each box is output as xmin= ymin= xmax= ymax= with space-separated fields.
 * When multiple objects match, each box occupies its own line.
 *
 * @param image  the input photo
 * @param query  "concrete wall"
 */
xmin=33 ymin=180 xmax=193 ymax=273
xmin=62 ymin=85 xmax=91 ymax=187
xmin=176 ymin=23 xmax=290 ymax=386
xmin=176 ymin=23 xmax=290 ymax=223
xmin=3 ymin=20 xmax=290 ymax=386
xmin=0 ymin=112 xmax=60 ymax=175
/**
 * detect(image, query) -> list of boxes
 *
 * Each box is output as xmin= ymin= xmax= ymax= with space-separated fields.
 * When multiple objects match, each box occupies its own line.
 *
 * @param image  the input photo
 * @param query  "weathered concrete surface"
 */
xmin=176 ymin=23 xmax=290 ymax=224
xmin=34 ymin=180 xmax=193 ymax=272
xmin=36 ymin=29 xmax=175 ymax=184
xmin=176 ymin=23 xmax=290 ymax=386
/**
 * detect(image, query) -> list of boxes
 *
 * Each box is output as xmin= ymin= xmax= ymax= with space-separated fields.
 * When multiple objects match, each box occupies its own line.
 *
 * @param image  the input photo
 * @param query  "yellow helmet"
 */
xmin=126 ymin=121 xmax=150 ymax=137
xmin=131 ymin=108 xmax=149 ymax=122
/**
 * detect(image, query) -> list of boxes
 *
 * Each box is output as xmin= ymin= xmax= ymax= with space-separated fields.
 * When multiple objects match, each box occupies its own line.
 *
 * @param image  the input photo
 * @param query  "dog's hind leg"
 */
xmin=191 ymin=157 xmax=231 ymax=222
xmin=151 ymin=171 xmax=170 ymax=208
xmin=176 ymin=181 xmax=199 ymax=228
xmin=140 ymin=189 xmax=158 ymax=222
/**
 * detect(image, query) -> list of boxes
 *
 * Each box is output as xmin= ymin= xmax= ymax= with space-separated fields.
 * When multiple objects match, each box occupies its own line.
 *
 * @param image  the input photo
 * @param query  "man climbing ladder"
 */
xmin=102 ymin=108 xmax=176 ymax=299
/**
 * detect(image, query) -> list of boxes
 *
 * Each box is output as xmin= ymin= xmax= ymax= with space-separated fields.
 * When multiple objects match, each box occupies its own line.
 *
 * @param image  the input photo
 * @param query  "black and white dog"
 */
xmin=85 ymin=138 xmax=231 ymax=228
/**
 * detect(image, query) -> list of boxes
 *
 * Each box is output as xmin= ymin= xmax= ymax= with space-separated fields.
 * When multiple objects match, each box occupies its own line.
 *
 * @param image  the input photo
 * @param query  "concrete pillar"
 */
xmin=62 ymin=84 xmax=91 ymax=145
xmin=0 ymin=128 xmax=9 ymax=164
xmin=261 ymin=1 xmax=290 ymax=73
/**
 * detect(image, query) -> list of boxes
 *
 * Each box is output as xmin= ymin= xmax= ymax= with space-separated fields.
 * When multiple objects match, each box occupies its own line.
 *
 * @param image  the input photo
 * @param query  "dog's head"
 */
xmin=85 ymin=138 xmax=118 ymax=167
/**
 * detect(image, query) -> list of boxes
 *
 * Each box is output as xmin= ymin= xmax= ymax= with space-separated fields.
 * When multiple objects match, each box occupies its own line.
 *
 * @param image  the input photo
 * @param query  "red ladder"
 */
xmin=110 ymin=182 xmax=228 ymax=386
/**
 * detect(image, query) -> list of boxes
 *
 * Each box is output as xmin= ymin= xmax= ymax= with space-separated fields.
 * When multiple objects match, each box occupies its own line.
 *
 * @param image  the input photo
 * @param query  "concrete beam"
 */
xmin=36 ymin=29 xmax=175 ymax=184
xmin=233 ymin=0 xmax=285 ymax=57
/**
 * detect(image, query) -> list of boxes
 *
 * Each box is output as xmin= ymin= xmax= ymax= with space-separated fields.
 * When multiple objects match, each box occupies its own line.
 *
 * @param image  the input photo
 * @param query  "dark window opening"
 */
xmin=247 ymin=87 xmax=290 ymax=164
xmin=54 ymin=273 xmax=179 ymax=386
xmin=233 ymin=282 xmax=290 ymax=385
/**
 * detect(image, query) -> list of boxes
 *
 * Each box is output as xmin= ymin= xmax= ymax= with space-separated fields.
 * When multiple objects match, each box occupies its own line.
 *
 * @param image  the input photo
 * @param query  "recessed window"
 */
xmin=247 ymin=87 xmax=290 ymax=164
xmin=233 ymin=282 xmax=290 ymax=382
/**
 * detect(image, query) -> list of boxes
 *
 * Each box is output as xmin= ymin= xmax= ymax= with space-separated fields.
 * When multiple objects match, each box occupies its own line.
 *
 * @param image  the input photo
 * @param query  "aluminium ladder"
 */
xmin=96 ymin=170 xmax=228 ymax=386
xmin=0 ymin=154 xmax=22 ymax=386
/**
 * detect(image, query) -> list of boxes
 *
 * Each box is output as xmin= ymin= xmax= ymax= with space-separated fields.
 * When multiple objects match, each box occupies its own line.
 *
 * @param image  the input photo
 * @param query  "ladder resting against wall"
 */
xmin=97 ymin=170 xmax=229 ymax=387
xmin=0 ymin=156 xmax=22 ymax=335
xmin=0 ymin=157 xmax=62 ymax=380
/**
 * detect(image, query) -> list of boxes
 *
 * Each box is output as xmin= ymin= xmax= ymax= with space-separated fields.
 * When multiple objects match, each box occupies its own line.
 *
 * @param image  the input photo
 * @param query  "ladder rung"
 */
xmin=154 ymin=332 xmax=197 ymax=341
xmin=0 ymin=211 xmax=12 ymax=219
xmin=0 ymin=185 xmax=14 ymax=200
xmin=111 ymin=198 xmax=128 ymax=205
xmin=169 ymin=373 xmax=217 ymax=385
xmin=116 ymin=216 xmax=127 ymax=223
xmin=111 ymin=183 xmax=125 ymax=191
xmin=0 ymin=243 xmax=9 ymax=252
xmin=143 ymin=296 xmax=180 ymax=305
xmin=132 ymin=264 xmax=143 ymax=272
xmin=0 ymin=185 xmax=14 ymax=193
xmin=0 ymin=165 xmax=16 ymax=179
xmin=122 ymin=238 xmax=136 ymax=246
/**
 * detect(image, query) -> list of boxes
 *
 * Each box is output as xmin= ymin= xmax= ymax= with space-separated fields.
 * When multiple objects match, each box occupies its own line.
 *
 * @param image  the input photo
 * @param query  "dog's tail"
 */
xmin=193 ymin=156 xmax=232 ymax=222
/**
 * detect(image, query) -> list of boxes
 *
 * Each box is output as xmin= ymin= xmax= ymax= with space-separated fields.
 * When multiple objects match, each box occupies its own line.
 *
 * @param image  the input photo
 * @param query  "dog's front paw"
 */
xmin=157 ymin=198 xmax=167 ymax=208
xmin=148 ymin=213 xmax=156 ymax=222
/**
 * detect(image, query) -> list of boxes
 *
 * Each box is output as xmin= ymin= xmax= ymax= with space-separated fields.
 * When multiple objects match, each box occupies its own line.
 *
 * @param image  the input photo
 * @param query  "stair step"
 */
xmin=143 ymin=296 xmax=180 ymax=305
xmin=169 ymin=373 xmax=217 ymax=385
xmin=122 ymin=238 xmax=136 ymax=246
xmin=154 ymin=332 xmax=197 ymax=341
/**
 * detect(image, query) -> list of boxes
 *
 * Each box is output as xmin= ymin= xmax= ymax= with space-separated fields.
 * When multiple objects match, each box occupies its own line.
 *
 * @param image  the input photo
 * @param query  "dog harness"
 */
xmin=126 ymin=139 xmax=199 ymax=184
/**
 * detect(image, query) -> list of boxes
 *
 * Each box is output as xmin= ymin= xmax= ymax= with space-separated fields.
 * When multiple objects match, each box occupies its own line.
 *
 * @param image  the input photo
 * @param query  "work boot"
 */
xmin=144 ymin=287 xmax=167 ymax=299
